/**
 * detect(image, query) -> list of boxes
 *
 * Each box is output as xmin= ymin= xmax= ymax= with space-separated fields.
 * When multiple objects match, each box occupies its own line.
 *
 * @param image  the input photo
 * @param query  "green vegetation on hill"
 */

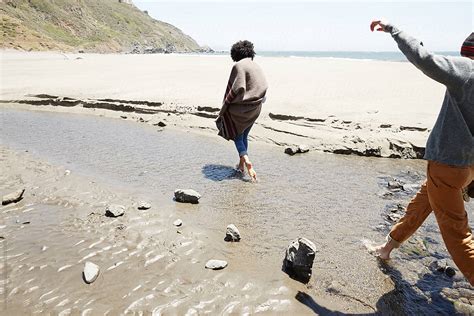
xmin=0 ymin=0 xmax=204 ymax=53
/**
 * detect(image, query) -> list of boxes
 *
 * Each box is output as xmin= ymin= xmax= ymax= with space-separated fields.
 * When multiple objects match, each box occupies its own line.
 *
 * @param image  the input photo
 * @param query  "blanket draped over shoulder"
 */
xmin=216 ymin=58 xmax=268 ymax=140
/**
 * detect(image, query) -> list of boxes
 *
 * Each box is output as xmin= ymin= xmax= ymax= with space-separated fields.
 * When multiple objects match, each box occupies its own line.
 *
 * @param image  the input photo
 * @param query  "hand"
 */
xmin=370 ymin=20 xmax=389 ymax=33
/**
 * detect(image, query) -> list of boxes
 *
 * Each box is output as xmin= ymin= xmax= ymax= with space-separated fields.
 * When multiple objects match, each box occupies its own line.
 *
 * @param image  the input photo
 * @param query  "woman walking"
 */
xmin=217 ymin=40 xmax=268 ymax=181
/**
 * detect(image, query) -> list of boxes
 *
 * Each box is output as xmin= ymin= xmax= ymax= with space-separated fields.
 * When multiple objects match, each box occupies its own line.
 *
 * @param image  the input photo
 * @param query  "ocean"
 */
xmin=202 ymin=51 xmax=460 ymax=62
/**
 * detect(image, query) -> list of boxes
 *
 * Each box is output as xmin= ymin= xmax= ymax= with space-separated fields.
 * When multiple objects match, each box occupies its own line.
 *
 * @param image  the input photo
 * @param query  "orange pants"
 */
xmin=389 ymin=161 xmax=474 ymax=285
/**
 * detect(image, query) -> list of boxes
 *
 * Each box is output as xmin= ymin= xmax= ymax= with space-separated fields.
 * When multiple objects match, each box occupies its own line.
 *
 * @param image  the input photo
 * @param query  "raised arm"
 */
xmin=370 ymin=20 xmax=471 ymax=89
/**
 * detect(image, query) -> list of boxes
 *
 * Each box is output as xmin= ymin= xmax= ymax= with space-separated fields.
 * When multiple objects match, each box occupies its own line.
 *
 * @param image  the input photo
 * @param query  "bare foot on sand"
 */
xmin=245 ymin=161 xmax=257 ymax=182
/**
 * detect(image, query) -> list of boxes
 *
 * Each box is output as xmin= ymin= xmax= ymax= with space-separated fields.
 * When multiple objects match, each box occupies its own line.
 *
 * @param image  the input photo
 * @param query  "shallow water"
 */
xmin=1 ymin=108 xmax=472 ymax=314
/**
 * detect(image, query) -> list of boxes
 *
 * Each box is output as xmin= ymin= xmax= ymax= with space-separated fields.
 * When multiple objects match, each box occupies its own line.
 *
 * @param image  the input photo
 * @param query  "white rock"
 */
xmin=205 ymin=259 xmax=228 ymax=270
xmin=225 ymin=224 xmax=241 ymax=242
xmin=173 ymin=219 xmax=183 ymax=227
xmin=105 ymin=204 xmax=125 ymax=217
xmin=174 ymin=189 xmax=201 ymax=204
xmin=83 ymin=261 xmax=100 ymax=284
xmin=137 ymin=202 xmax=151 ymax=210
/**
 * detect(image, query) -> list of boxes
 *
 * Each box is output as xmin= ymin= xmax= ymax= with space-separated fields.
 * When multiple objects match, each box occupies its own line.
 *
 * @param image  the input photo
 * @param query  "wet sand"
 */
xmin=1 ymin=50 xmax=444 ymax=158
xmin=1 ymin=109 xmax=473 ymax=314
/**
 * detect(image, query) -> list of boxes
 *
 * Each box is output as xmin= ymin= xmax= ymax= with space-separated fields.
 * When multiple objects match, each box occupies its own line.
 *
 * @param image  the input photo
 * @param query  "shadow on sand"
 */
xmin=295 ymin=259 xmax=457 ymax=315
xmin=202 ymin=164 xmax=247 ymax=182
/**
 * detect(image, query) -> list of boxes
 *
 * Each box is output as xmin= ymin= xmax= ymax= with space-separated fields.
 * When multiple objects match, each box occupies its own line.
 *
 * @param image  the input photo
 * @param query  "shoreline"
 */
xmin=1 ymin=96 xmax=428 ymax=160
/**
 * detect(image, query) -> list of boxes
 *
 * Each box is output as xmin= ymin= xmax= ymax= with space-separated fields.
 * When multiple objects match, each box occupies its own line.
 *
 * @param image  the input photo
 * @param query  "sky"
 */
xmin=134 ymin=1 xmax=473 ymax=51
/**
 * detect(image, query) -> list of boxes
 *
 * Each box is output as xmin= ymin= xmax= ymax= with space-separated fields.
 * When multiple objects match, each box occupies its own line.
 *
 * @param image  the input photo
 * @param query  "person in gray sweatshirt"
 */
xmin=369 ymin=20 xmax=474 ymax=285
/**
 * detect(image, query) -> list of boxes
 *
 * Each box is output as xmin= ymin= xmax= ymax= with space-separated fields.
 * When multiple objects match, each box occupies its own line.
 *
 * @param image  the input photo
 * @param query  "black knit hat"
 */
xmin=461 ymin=32 xmax=474 ymax=57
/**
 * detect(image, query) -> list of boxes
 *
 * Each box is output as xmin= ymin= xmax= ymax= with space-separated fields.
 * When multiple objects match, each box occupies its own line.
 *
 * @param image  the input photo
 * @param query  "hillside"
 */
xmin=0 ymin=0 xmax=207 ymax=53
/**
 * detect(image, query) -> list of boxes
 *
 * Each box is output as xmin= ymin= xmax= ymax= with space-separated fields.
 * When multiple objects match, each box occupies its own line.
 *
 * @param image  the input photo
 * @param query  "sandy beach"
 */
xmin=1 ymin=50 xmax=445 ymax=158
xmin=1 ymin=51 xmax=473 ymax=314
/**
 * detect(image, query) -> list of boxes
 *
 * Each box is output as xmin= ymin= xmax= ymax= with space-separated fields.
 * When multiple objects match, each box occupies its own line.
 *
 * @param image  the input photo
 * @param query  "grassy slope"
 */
xmin=0 ymin=0 xmax=201 ymax=52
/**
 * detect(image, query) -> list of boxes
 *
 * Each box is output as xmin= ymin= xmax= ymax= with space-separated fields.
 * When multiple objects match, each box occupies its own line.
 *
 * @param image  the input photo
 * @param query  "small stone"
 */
xmin=225 ymin=224 xmax=241 ymax=242
xmin=283 ymin=237 xmax=317 ymax=284
xmin=120 ymin=115 xmax=127 ymax=119
xmin=284 ymin=146 xmax=298 ymax=156
xmin=83 ymin=261 xmax=100 ymax=284
xmin=105 ymin=204 xmax=125 ymax=217
xmin=387 ymin=180 xmax=403 ymax=191
xmin=174 ymin=189 xmax=201 ymax=204
xmin=205 ymin=259 xmax=227 ymax=270
xmin=173 ymin=219 xmax=182 ymax=227
xmin=64 ymin=170 xmax=71 ymax=175
xmin=2 ymin=188 xmax=25 ymax=205
xmin=156 ymin=121 xmax=166 ymax=127
xmin=137 ymin=202 xmax=151 ymax=210
xmin=445 ymin=266 xmax=456 ymax=278
xmin=297 ymin=145 xmax=310 ymax=153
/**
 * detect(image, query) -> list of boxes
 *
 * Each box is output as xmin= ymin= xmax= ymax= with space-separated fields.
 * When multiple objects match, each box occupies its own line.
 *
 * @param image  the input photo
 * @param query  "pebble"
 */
xmin=83 ymin=261 xmax=100 ymax=284
xmin=105 ymin=204 xmax=125 ymax=217
xmin=284 ymin=145 xmax=310 ymax=156
xmin=137 ymin=202 xmax=151 ymax=210
xmin=225 ymin=224 xmax=241 ymax=242
xmin=205 ymin=260 xmax=228 ymax=270
xmin=173 ymin=219 xmax=183 ymax=227
xmin=174 ymin=189 xmax=201 ymax=204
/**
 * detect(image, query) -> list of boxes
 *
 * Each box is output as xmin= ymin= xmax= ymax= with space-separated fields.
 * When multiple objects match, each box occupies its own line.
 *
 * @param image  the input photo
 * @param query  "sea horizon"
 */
xmin=195 ymin=50 xmax=460 ymax=61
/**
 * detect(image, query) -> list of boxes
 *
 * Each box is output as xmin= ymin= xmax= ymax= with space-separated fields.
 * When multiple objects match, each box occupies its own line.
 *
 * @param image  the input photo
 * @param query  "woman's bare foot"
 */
xmin=246 ymin=162 xmax=257 ymax=182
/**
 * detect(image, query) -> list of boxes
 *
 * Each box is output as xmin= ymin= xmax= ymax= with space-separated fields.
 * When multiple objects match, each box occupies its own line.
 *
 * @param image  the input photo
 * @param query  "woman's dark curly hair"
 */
xmin=230 ymin=40 xmax=255 ymax=62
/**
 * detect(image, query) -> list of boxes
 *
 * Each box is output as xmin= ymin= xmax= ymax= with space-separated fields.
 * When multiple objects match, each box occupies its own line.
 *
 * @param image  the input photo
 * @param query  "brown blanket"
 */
xmin=217 ymin=58 xmax=267 ymax=140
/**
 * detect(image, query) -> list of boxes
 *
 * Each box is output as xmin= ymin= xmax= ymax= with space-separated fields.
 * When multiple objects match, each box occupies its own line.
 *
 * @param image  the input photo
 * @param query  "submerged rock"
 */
xmin=225 ymin=224 xmax=241 ymax=242
xmin=174 ymin=189 xmax=201 ymax=204
xmin=2 ymin=188 xmax=25 ymax=205
xmin=105 ymin=204 xmax=125 ymax=217
xmin=283 ymin=237 xmax=317 ymax=284
xmin=205 ymin=259 xmax=228 ymax=270
xmin=137 ymin=201 xmax=151 ymax=210
xmin=83 ymin=261 xmax=100 ymax=284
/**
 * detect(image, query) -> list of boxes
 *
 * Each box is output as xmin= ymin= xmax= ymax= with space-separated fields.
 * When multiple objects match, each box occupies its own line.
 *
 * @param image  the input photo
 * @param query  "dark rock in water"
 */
xmin=225 ymin=224 xmax=241 ymax=242
xmin=285 ymin=146 xmax=298 ymax=156
xmin=156 ymin=121 xmax=166 ymax=127
xmin=105 ymin=204 xmax=125 ymax=217
xmin=120 ymin=115 xmax=127 ymax=119
xmin=432 ymin=259 xmax=456 ymax=277
xmin=137 ymin=202 xmax=151 ymax=210
xmin=445 ymin=266 xmax=456 ymax=278
xmin=283 ymin=237 xmax=317 ymax=284
xmin=174 ymin=189 xmax=201 ymax=204
xmin=2 ymin=188 xmax=25 ymax=205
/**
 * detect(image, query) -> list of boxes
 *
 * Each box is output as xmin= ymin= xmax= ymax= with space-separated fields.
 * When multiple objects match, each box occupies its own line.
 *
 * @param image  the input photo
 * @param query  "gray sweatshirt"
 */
xmin=387 ymin=24 xmax=474 ymax=167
